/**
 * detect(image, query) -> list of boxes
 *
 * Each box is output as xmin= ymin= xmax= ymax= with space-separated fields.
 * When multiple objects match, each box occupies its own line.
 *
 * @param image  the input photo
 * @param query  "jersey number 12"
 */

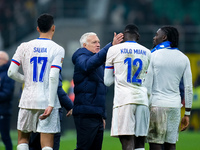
xmin=124 ymin=57 xmax=143 ymax=85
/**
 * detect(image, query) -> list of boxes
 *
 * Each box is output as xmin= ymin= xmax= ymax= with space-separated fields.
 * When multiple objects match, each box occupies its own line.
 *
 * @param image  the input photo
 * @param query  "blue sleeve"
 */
xmin=57 ymin=74 xmax=73 ymax=111
xmin=179 ymin=77 xmax=184 ymax=101
xmin=78 ymin=43 xmax=112 ymax=72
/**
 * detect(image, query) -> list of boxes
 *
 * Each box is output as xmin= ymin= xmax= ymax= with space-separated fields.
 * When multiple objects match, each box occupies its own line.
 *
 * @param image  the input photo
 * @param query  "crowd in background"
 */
xmin=0 ymin=0 xmax=199 ymax=51
xmin=108 ymin=0 xmax=197 ymax=27
xmin=0 ymin=0 xmax=37 ymax=48
xmin=0 ymin=0 xmax=87 ymax=49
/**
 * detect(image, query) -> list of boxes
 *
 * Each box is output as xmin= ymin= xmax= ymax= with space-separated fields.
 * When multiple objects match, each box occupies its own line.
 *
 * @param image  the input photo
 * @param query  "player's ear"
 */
xmin=51 ymin=25 xmax=55 ymax=32
xmin=36 ymin=26 xmax=40 ymax=32
xmin=162 ymin=35 xmax=167 ymax=41
xmin=137 ymin=34 xmax=140 ymax=41
xmin=83 ymin=43 xmax=87 ymax=48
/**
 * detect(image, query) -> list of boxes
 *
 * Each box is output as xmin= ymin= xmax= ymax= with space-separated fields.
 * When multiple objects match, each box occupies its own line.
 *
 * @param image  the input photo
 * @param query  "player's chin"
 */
xmin=153 ymin=41 xmax=156 ymax=46
xmin=95 ymin=49 xmax=100 ymax=53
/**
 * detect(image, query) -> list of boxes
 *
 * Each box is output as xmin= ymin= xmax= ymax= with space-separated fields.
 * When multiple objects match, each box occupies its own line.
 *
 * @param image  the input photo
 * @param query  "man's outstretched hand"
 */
xmin=112 ymin=32 xmax=124 ymax=46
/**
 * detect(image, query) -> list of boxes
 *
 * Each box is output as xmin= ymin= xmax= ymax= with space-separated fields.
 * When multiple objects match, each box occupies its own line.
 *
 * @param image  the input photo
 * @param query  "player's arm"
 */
xmin=104 ymin=45 xmax=115 ymax=86
xmin=57 ymin=73 xmax=73 ymax=110
xmin=78 ymin=43 xmax=112 ymax=72
xmin=39 ymin=67 xmax=60 ymax=120
xmin=180 ymin=58 xmax=193 ymax=131
xmin=57 ymin=73 xmax=73 ymax=116
xmin=40 ymin=48 xmax=65 ymax=120
xmin=77 ymin=33 xmax=123 ymax=72
xmin=7 ymin=60 xmax=24 ymax=83
xmin=104 ymin=67 xmax=114 ymax=86
xmin=49 ymin=67 xmax=60 ymax=107
xmin=143 ymin=58 xmax=153 ymax=102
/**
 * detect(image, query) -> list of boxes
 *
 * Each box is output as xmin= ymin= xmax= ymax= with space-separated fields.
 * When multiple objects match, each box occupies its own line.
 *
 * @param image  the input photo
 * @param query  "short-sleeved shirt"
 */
xmin=105 ymin=41 xmax=151 ymax=108
xmin=12 ymin=38 xmax=65 ymax=109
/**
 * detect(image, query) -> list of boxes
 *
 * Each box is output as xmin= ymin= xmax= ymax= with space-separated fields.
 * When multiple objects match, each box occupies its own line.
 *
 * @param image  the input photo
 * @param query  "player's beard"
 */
xmin=152 ymin=44 xmax=156 ymax=49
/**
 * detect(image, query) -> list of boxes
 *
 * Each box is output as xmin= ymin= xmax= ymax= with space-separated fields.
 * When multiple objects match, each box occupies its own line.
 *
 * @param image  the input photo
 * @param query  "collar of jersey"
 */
xmin=37 ymin=38 xmax=51 ymax=40
xmin=125 ymin=41 xmax=137 ymax=43
xmin=151 ymin=41 xmax=178 ymax=53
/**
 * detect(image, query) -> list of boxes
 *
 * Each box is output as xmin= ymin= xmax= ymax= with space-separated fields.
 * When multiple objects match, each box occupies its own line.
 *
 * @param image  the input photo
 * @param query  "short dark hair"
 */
xmin=161 ymin=26 xmax=179 ymax=48
xmin=124 ymin=24 xmax=139 ymax=35
xmin=37 ymin=13 xmax=54 ymax=33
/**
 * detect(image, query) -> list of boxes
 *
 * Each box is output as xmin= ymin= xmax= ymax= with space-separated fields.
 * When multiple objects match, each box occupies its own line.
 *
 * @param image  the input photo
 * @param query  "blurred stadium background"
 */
xmin=1 ymin=0 xmax=200 ymax=146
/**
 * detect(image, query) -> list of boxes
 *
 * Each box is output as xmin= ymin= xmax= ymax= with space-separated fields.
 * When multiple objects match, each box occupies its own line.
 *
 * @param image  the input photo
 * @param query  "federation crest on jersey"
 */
xmin=61 ymin=58 xmax=64 ymax=63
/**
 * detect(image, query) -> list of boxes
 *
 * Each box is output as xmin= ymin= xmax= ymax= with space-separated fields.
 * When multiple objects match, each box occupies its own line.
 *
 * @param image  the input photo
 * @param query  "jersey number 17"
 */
xmin=30 ymin=57 xmax=48 ymax=82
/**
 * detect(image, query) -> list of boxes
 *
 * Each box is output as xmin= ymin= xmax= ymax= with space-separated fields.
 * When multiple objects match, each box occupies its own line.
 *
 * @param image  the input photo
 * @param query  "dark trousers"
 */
xmin=73 ymin=115 xmax=104 ymax=150
xmin=0 ymin=115 xmax=13 ymax=150
xmin=29 ymin=132 xmax=61 ymax=150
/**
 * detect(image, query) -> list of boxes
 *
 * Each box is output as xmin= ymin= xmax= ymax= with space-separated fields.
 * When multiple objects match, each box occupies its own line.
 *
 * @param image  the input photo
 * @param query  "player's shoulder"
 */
xmin=136 ymin=42 xmax=150 ymax=51
xmin=48 ymin=41 xmax=65 ymax=55
xmin=109 ymin=42 xmax=133 ymax=51
xmin=177 ymin=50 xmax=190 ymax=61
xmin=109 ymin=42 xmax=151 ymax=54
xmin=49 ymin=40 xmax=64 ymax=49
xmin=107 ymin=43 xmax=124 ymax=54
xmin=167 ymin=49 xmax=189 ymax=59
xmin=134 ymin=43 xmax=151 ymax=57
xmin=17 ymin=40 xmax=35 ymax=50
xmin=177 ymin=49 xmax=187 ymax=56
xmin=19 ymin=39 xmax=34 ymax=46
xmin=19 ymin=39 xmax=43 ymax=47
xmin=110 ymin=42 xmax=124 ymax=49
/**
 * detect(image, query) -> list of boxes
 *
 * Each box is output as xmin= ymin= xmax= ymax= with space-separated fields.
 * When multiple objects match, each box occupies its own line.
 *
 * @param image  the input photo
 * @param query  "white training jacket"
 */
xmin=144 ymin=48 xmax=193 ymax=108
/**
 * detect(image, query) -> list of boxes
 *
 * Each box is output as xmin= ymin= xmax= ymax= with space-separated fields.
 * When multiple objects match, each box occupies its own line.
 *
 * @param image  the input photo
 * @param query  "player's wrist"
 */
xmin=48 ymin=104 xmax=54 ymax=108
xmin=184 ymin=110 xmax=191 ymax=116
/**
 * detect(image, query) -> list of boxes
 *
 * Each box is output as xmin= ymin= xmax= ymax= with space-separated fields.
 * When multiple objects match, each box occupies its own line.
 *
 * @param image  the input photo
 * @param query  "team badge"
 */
xmin=61 ymin=58 xmax=64 ymax=63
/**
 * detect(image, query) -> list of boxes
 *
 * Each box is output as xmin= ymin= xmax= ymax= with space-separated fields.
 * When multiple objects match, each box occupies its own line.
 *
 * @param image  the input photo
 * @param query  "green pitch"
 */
xmin=0 ymin=130 xmax=199 ymax=150
xmin=60 ymin=130 xmax=200 ymax=150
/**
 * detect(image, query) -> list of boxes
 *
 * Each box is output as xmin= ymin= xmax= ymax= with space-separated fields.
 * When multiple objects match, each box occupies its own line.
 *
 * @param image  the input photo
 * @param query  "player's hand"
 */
xmin=180 ymin=115 xmax=190 ymax=131
xmin=112 ymin=32 xmax=124 ymax=46
xmin=103 ymin=119 xmax=106 ymax=129
xmin=66 ymin=109 xmax=72 ymax=117
xmin=39 ymin=106 xmax=53 ymax=120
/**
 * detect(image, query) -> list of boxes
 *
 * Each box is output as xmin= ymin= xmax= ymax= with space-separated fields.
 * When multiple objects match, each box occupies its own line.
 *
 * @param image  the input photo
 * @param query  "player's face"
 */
xmin=153 ymin=29 xmax=166 ymax=47
xmin=84 ymin=35 xmax=100 ymax=53
xmin=0 ymin=53 xmax=8 ymax=66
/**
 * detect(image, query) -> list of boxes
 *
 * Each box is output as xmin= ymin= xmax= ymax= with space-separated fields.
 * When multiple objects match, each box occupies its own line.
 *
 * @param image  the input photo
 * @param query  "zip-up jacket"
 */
xmin=72 ymin=43 xmax=112 ymax=119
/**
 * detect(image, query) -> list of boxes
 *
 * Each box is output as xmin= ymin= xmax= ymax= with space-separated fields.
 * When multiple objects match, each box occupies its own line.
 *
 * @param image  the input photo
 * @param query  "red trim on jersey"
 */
xmin=11 ymin=59 xmax=20 ymax=66
xmin=51 ymin=65 xmax=62 ymax=70
xmin=105 ymin=66 xmax=114 ymax=69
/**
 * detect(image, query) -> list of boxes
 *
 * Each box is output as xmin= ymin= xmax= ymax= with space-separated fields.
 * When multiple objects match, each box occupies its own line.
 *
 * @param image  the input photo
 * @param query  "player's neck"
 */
xmin=39 ymin=33 xmax=53 ymax=40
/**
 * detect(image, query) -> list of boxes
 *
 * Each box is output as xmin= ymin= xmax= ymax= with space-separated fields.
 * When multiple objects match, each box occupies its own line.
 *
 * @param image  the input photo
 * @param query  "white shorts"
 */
xmin=135 ymin=105 xmax=150 ymax=137
xmin=147 ymin=107 xmax=181 ymax=144
xmin=17 ymin=108 xmax=60 ymax=133
xmin=111 ymin=104 xmax=149 ymax=137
